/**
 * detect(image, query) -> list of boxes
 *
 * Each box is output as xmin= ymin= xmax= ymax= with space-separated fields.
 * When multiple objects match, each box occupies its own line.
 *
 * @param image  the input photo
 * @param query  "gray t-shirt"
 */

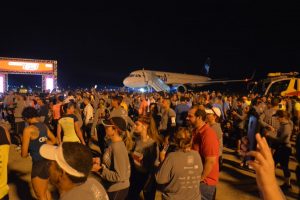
xmin=159 ymin=108 xmax=176 ymax=131
xmin=60 ymin=177 xmax=109 ymax=200
xmin=156 ymin=150 xmax=203 ymax=200
xmin=210 ymin=123 xmax=223 ymax=156
xmin=110 ymin=107 xmax=135 ymax=127
xmin=132 ymin=138 xmax=157 ymax=173
xmin=100 ymin=141 xmax=131 ymax=192
xmin=269 ymin=120 xmax=293 ymax=148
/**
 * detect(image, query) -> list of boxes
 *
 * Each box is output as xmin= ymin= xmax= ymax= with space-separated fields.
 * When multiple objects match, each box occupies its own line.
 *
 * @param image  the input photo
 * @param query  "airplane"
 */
xmin=123 ymin=69 xmax=252 ymax=93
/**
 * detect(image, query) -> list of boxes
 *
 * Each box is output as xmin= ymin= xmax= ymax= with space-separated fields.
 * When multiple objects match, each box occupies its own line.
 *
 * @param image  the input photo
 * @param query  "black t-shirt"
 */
xmin=39 ymin=105 xmax=50 ymax=123
xmin=0 ymin=126 xmax=9 ymax=145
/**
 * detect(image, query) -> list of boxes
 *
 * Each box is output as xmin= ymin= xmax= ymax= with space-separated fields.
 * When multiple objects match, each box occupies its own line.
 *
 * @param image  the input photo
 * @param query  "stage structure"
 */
xmin=0 ymin=57 xmax=57 ymax=93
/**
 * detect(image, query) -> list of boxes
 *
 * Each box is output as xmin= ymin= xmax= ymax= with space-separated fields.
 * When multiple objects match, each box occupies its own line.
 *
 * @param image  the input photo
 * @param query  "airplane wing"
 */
xmin=192 ymin=71 xmax=255 ymax=86
xmin=199 ymin=78 xmax=251 ymax=84
xmin=188 ymin=78 xmax=251 ymax=87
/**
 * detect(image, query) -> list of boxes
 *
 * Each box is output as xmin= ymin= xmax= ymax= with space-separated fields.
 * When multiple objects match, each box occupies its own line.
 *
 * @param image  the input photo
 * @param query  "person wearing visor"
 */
xmin=21 ymin=107 xmax=56 ymax=200
xmin=40 ymin=142 xmax=108 ymax=200
xmin=92 ymin=117 xmax=131 ymax=200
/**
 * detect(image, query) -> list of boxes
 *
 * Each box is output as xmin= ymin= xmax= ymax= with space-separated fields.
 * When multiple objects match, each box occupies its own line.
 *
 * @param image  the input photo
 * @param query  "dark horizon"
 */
xmin=0 ymin=2 xmax=300 ymax=88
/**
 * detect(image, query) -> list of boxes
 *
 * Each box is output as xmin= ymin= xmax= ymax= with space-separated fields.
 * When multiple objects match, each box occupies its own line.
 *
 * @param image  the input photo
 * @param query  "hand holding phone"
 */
xmin=91 ymin=157 xmax=101 ymax=172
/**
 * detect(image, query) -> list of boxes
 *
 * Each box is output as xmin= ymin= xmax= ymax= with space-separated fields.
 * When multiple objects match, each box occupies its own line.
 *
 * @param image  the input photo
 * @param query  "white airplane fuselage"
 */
xmin=123 ymin=70 xmax=211 ymax=88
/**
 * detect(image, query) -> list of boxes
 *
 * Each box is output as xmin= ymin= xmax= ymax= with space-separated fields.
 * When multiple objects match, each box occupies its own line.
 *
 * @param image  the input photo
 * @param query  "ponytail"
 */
xmin=149 ymin=117 xmax=163 ymax=144
xmin=121 ymin=130 xmax=134 ymax=152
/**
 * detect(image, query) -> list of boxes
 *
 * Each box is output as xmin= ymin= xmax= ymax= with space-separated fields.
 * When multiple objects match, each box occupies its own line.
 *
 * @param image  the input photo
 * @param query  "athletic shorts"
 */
xmin=31 ymin=160 xmax=50 ymax=179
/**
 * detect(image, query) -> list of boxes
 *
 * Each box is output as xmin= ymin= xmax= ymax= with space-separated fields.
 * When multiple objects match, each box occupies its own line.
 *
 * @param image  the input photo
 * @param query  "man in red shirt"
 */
xmin=187 ymin=107 xmax=219 ymax=200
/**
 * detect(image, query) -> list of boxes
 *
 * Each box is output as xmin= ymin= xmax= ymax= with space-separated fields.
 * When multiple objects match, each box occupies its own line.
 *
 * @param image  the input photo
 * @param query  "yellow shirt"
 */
xmin=120 ymin=102 xmax=128 ymax=112
xmin=245 ymin=100 xmax=251 ymax=106
xmin=0 ymin=145 xmax=9 ymax=199
xmin=295 ymin=102 xmax=300 ymax=112
xmin=59 ymin=115 xmax=80 ymax=142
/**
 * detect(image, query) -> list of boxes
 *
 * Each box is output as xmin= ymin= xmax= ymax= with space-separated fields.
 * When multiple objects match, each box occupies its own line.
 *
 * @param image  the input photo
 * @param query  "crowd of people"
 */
xmin=0 ymin=88 xmax=299 ymax=200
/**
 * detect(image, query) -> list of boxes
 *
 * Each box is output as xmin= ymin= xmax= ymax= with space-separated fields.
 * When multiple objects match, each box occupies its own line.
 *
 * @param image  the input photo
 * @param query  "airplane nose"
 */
xmin=123 ymin=77 xmax=129 ymax=86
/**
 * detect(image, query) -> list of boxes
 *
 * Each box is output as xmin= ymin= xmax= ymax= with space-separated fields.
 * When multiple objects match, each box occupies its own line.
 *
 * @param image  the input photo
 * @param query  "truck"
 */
xmin=250 ymin=72 xmax=300 ymax=98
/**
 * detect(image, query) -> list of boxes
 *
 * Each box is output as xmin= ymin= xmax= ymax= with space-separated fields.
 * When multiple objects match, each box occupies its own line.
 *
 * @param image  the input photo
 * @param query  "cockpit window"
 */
xmin=129 ymin=73 xmax=142 ymax=77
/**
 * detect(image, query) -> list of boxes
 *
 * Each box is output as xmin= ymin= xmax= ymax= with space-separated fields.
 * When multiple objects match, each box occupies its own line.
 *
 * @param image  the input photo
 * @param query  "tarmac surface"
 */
xmin=7 ymin=143 xmax=299 ymax=200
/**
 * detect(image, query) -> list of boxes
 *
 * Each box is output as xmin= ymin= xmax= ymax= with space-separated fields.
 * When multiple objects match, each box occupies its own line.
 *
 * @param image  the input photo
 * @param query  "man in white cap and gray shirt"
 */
xmin=205 ymin=106 xmax=223 ymax=171
xmin=40 ymin=142 xmax=109 ymax=200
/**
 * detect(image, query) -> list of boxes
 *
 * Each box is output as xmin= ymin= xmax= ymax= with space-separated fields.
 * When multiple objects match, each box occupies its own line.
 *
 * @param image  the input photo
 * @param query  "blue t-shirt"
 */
xmin=29 ymin=122 xmax=48 ymax=162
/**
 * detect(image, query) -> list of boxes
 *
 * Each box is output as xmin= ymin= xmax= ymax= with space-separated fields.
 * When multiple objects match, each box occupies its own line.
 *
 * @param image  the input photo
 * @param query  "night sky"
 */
xmin=0 ymin=2 xmax=300 ymax=88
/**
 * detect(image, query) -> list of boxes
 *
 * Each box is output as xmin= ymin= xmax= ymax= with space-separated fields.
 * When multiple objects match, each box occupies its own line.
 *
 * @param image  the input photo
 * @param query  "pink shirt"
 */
xmin=53 ymin=103 xmax=62 ymax=120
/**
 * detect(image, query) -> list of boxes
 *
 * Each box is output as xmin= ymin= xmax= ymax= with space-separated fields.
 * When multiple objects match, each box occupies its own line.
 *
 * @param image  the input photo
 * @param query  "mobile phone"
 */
xmin=171 ymin=117 xmax=176 ymax=124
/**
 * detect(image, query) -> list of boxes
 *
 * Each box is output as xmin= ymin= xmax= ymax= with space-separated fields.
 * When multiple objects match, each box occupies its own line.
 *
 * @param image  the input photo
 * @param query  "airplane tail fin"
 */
xmin=204 ymin=57 xmax=211 ymax=75
xmin=250 ymin=70 xmax=256 ymax=80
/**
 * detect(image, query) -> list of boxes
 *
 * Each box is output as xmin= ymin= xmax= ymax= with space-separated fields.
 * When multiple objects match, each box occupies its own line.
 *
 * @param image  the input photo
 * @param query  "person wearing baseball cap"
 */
xmin=92 ymin=117 xmax=131 ymax=200
xmin=102 ymin=117 xmax=127 ymax=132
xmin=205 ymin=107 xmax=221 ymax=119
xmin=205 ymin=106 xmax=223 ymax=171
xmin=40 ymin=142 xmax=108 ymax=200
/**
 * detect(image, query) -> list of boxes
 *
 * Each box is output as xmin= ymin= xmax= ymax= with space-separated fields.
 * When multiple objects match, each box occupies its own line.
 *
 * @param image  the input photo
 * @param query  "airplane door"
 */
xmin=142 ymin=71 xmax=148 ymax=83
xmin=163 ymin=73 xmax=167 ymax=82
